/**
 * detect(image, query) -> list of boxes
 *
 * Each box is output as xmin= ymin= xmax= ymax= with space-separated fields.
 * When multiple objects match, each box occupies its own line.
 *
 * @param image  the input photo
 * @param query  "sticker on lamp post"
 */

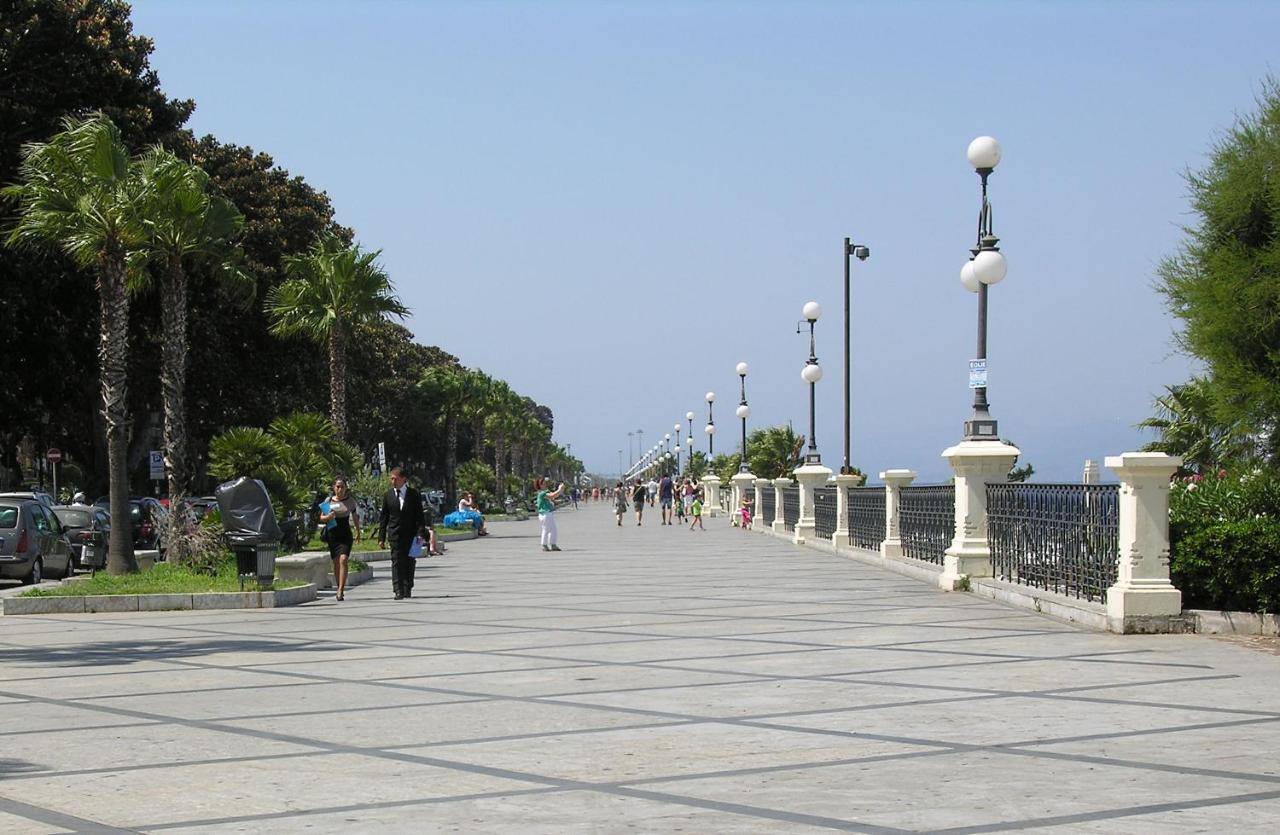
xmin=968 ymin=359 xmax=988 ymax=389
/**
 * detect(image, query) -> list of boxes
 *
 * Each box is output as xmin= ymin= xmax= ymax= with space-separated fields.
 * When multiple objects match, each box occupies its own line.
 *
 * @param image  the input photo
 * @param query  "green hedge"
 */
xmin=1171 ymin=517 xmax=1280 ymax=613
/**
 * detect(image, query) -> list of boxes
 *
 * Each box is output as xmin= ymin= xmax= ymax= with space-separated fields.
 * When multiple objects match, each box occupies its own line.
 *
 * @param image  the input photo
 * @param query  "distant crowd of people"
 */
xmin=607 ymin=473 xmax=708 ymax=530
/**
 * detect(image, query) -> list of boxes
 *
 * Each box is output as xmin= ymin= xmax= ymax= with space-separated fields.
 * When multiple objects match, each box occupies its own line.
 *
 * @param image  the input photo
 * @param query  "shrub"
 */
xmin=1171 ymin=517 xmax=1280 ymax=613
xmin=1168 ymin=468 xmax=1280 ymax=613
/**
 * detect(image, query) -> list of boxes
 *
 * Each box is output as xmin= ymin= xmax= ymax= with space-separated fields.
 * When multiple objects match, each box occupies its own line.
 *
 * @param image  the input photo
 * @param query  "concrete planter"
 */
xmin=1186 ymin=609 xmax=1280 ymax=636
xmin=2 ymin=584 xmax=318 ymax=616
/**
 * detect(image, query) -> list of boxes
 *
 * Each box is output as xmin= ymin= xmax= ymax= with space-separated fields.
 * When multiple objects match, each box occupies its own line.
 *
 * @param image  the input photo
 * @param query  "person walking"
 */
xmin=632 ymin=478 xmax=647 ymax=525
xmin=378 ymin=467 xmax=424 ymax=599
xmin=658 ymin=473 xmax=674 ymax=525
xmin=319 ymin=476 xmax=361 ymax=601
xmin=536 ymin=479 xmax=565 ymax=551
xmin=739 ymin=493 xmax=753 ymax=531
xmin=613 ymin=481 xmax=628 ymax=526
xmin=646 ymin=477 xmax=658 ymax=508
xmin=689 ymin=494 xmax=704 ymax=530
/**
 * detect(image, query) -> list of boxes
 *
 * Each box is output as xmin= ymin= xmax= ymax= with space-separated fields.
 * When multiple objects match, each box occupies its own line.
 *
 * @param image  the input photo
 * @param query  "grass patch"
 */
xmin=301 ymin=535 xmax=387 ymax=554
xmin=22 ymin=560 xmax=305 ymax=597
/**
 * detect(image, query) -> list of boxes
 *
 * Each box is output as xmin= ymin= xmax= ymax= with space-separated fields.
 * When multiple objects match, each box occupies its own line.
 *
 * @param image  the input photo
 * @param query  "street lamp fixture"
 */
xmin=799 ymin=301 xmax=823 ymax=464
xmin=705 ymin=391 xmax=716 ymax=456
xmin=736 ymin=362 xmax=750 ymax=473
xmin=961 ymin=135 xmax=1006 ymax=441
xmin=674 ymin=423 xmax=682 ymax=475
xmin=842 ymin=237 xmax=870 ymax=475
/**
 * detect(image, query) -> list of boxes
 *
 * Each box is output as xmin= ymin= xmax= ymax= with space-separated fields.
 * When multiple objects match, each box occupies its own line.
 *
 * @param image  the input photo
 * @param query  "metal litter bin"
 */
xmin=215 ymin=477 xmax=283 ymax=589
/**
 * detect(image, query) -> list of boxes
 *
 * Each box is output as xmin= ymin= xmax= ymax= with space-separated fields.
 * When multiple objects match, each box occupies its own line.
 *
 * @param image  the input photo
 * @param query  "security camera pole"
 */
xmin=842 ymin=237 xmax=870 ymax=475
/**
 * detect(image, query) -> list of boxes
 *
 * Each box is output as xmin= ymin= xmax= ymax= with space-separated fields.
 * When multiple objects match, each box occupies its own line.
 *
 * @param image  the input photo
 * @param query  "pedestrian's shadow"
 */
xmin=0 ymin=637 xmax=351 ymax=668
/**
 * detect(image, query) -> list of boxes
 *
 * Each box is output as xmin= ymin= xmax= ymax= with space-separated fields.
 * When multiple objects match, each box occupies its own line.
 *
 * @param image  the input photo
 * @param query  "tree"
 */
xmin=685 ymin=450 xmax=708 ymax=480
xmin=418 ymin=364 xmax=469 ymax=505
xmin=137 ymin=148 xmax=250 ymax=506
xmin=266 ymin=233 xmax=408 ymax=439
xmin=1157 ymin=81 xmax=1280 ymax=462
xmin=0 ymin=0 xmax=193 ymax=493
xmin=4 ymin=113 xmax=147 ymax=574
xmin=747 ymin=425 xmax=804 ymax=479
xmin=1139 ymin=378 xmax=1253 ymax=474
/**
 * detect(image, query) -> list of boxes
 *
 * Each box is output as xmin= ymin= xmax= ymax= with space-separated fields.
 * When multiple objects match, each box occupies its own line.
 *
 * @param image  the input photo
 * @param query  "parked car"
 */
xmin=52 ymin=504 xmax=110 ymax=571
xmin=0 ymin=497 xmax=73 ymax=583
xmin=93 ymin=496 xmax=169 ymax=551
xmin=0 ymin=490 xmax=55 ymax=509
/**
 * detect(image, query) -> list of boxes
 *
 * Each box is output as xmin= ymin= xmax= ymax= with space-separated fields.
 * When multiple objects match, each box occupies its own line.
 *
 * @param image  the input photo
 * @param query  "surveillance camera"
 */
xmin=854 ymin=245 xmax=870 ymax=261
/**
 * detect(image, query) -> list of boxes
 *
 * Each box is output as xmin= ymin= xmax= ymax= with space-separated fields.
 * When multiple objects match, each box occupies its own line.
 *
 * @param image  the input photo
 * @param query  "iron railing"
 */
xmin=759 ymin=486 xmax=776 ymax=527
xmin=847 ymin=486 xmax=886 ymax=550
xmin=781 ymin=486 xmax=800 ymax=533
xmin=987 ymin=483 xmax=1120 ymax=602
xmin=813 ymin=486 xmax=837 ymax=540
xmin=899 ymin=484 xmax=955 ymax=565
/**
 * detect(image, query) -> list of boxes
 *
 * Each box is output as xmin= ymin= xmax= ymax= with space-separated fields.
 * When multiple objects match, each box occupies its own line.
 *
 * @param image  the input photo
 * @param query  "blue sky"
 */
xmin=131 ymin=0 xmax=1276 ymax=482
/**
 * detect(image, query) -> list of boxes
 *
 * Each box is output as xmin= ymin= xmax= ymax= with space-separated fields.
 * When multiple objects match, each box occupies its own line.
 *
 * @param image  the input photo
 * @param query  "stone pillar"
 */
xmin=938 ymin=440 xmax=1020 ymax=591
xmin=730 ymin=471 xmax=756 ymax=528
xmin=793 ymin=464 xmax=832 ymax=544
xmin=754 ymin=477 xmax=772 ymax=530
xmin=832 ymin=473 xmax=862 ymax=547
xmin=702 ymin=474 xmax=722 ymax=517
xmin=879 ymin=469 xmax=917 ymax=558
xmin=701 ymin=476 xmax=721 ymax=514
xmin=1105 ymin=452 xmax=1183 ymax=633
xmin=771 ymin=477 xmax=792 ymax=535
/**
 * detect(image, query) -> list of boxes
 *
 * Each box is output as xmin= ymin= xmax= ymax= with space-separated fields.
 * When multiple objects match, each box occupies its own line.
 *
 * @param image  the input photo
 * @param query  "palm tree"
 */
xmin=1139 ymin=378 xmax=1253 ymax=473
xmin=463 ymin=368 xmax=495 ymax=461
xmin=747 ymin=425 xmax=804 ymax=478
xmin=418 ymin=365 xmax=468 ymax=504
xmin=138 ymin=148 xmax=250 ymax=509
xmin=485 ymin=380 xmax=519 ymax=506
xmin=3 ymin=114 xmax=148 ymax=574
xmin=266 ymin=234 xmax=408 ymax=439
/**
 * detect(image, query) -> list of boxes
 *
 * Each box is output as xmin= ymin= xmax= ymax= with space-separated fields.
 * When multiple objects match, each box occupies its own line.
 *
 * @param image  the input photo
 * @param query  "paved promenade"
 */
xmin=1 ymin=506 xmax=1279 ymax=833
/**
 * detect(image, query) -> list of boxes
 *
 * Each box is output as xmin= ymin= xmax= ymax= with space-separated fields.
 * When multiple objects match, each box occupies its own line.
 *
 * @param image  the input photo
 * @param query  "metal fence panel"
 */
xmin=760 ymin=487 xmax=776 ymax=527
xmin=781 ymin=486 xmax=800 ymax=532
xmin=814 ymin=486 xmax=837 ymax=540
xmin=899 ymin=484 xmax=954 ymax=565
xmin=987 ymin=483 xmax=1120 ymax=602
xmin=847 ymin=487 xmax=886 ymax=550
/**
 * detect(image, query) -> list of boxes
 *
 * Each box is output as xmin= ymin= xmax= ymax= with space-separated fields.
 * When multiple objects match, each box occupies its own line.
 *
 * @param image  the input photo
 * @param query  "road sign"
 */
xmin=968 ymin=359 xmax=988 ymax=389
xmin=149 ymin=450 xmax=165 ymax=481
xmin=45 ymin=447 xmax=62 ymax=464
xmin=377 ymin=441 xmax=387 ymax=473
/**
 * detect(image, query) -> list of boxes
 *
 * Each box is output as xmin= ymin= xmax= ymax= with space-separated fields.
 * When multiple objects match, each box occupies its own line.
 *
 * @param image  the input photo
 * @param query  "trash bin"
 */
xmin=216 ymin=477 xmax=283 ymax=589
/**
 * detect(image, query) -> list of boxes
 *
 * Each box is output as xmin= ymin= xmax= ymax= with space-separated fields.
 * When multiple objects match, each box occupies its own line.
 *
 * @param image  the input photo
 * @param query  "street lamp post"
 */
xmin=799 ymin=301 xmax=823 ymax=464
xmin=705 ymin=392 xmax=715 ymax=456
xmin=673 ymin=423 xmax=682 ymax=475
xmin=664 ymin=433 xmax=671 ymax=475
xmin=736 ymin=362 xmax=750 ymax=473
xmin=960 ymin=135 xmax=1007 ymax=441
xmin=842 ymin=238 xmax=870 ymax=475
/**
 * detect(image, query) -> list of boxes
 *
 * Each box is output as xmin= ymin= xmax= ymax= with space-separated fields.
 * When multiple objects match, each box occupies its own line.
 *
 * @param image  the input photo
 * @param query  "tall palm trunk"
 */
xmin=100 ymin=251 xmax=136 ymax=574
xmin=328 ymin=326 xmax=348 ymax=440
xmin=445 ymin=410 xmax=458 ymax=508
xmin=160 ymin=255 xmax=189 ymax=510
xmin=472 ymin=415 xmax=485 ymax=462
xmin=494 ymin=430 xmax=507 ymax=506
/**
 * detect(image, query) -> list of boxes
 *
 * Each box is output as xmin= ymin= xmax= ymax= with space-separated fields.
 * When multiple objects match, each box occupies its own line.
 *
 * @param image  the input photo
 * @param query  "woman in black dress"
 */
xmin=319 ymin=477 xmax=361 ymax=601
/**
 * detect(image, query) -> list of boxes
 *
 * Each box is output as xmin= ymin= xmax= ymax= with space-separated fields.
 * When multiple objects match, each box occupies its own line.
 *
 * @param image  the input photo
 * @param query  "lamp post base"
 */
xmin=963 ymin=418 xmax=999 ymax=440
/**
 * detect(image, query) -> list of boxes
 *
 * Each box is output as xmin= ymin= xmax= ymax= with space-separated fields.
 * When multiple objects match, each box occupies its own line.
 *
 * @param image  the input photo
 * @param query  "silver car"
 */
xmin=0 ymin=498 xmax=73 ymax=584
xmin=52 ymin=504 xmax=110 ymax=571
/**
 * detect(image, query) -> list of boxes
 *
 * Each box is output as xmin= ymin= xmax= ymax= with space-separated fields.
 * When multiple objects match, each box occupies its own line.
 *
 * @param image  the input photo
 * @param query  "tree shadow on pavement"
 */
xmin=0 ymin=637 xmax=355 ymax=668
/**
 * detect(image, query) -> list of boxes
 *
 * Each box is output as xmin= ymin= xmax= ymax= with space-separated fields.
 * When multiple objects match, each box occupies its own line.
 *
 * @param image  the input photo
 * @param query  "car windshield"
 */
xmin=55 ymin=509 xmax=93 ymax=527
xmin=0 ymin=506 xmax=16 ymax=529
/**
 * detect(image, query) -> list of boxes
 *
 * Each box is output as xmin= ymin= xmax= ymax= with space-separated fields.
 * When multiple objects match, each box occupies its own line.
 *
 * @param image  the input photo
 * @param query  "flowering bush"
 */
xmin=1169 ymin=468 xmax=1280 ymax=613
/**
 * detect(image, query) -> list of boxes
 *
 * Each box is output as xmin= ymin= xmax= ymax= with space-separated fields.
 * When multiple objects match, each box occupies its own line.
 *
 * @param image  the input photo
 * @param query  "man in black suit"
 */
xmin=378 ymin=467 xmax=424 ymax=599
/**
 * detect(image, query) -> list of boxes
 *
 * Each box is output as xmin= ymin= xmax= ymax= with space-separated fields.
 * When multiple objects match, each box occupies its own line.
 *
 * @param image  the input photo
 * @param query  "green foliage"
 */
xmin=207 ymin=413 xmax=357 ymax=517
xmin=710 ymin=453 xmax=739 ymax=484
xmin=350 ymin=465 xmax=390 ymax=504
xmin=747 ymin=425 xmax=804 ymax=479
xmin=456 ymin=458 xmax=496 ymax=508
xmin=1156 ymin=80 xmax=1280 ymax=463
xmin=1139 ymin=378 xmax=1254 ymax=474
xmin=685 ymin=451 xmax=708 ymax=480
xmin=1169 ymin=468 xmax=1280 ymax=613
xmin=1173 ymin=519 xmax=1280 ymax=613
xmin=21 ymin=558 xmax=302 ymax=597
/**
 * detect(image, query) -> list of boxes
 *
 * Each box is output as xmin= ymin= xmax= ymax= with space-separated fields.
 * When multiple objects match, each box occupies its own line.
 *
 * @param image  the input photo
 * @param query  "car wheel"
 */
xmin=22 ymin=557 xmax=43 ymax=586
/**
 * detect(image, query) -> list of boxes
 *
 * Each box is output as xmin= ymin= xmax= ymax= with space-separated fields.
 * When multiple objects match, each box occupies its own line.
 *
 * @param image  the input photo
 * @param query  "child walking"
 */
xmin=689 ymin=496 xmax=704 ymax=530
xmin=739 ymin=495 xmax=753 ymax=531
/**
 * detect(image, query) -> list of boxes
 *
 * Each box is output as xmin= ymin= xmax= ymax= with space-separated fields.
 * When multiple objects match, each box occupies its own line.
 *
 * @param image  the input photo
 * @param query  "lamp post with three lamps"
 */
xmin=798 ymin=301 xmax=823 ymax=465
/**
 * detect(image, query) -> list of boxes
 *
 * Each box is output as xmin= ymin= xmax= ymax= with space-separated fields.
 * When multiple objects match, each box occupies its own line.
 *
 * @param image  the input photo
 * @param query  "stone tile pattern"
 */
xmin=1 ymin=509 xmax=1279 ymax=832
